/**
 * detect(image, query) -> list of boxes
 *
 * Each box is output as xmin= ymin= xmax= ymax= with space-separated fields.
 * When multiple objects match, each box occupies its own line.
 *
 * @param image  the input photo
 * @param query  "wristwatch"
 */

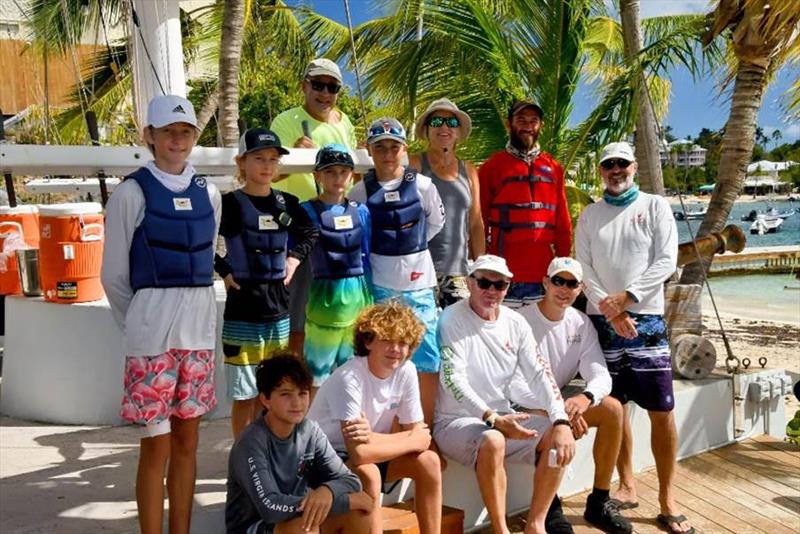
xmin=581 ymin=390 xmax=595 ymax=404
xmin=484 ymin=412 xmax=499 ymax=428
xmin=553 ymin=418 xmax=572 ymax=428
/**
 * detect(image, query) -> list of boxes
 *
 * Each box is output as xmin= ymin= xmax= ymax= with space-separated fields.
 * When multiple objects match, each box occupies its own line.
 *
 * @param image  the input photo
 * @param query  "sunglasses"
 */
xmin=368 ymin=124 xmax=405 ymax=139
xmin=427 ymin=116 xmax=460 ymax=128
xmin=550 ymin=275 xmax=580 ymax=289
xmin=307 ymin=79 xmax=341 ymax=94
xmin=471 ymin=276 xmax=510 ymax=291
xmin=600 ymin=158 xmax=632 ymax=170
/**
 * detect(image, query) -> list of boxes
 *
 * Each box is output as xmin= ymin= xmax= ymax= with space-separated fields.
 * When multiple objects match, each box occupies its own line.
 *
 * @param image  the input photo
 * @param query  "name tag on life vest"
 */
xmin=384 ymin=191 xmax=400 ymax=202
xmin=258 ymin=215 xmax=279 ymax=230
xmin=333 ymin=215 xmax=354 ymax=230
xmin=173 ymin=198 xmax=193 ymax=211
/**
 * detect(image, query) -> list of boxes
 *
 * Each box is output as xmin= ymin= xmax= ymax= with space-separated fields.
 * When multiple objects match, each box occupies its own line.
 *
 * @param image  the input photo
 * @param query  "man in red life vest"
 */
xmin=479 ymin=101 xmax=572 ymax=309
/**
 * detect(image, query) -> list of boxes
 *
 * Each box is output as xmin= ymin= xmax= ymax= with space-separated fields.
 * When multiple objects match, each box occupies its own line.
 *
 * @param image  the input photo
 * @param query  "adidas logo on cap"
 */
xmin=172 ymin=105 xmax=186 ymax=114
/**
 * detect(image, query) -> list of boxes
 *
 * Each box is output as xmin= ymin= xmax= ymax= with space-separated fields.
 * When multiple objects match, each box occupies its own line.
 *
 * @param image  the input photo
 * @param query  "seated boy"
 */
xmin=307 ymin=302 xmax=442 ymax=534
xmin=225 ymin=352 xmax=373 ymax=534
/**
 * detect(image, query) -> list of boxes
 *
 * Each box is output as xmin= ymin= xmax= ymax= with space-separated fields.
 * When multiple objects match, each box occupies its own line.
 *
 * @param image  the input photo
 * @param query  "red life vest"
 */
xmin=479 ymin=150 xmax=572 ymax=282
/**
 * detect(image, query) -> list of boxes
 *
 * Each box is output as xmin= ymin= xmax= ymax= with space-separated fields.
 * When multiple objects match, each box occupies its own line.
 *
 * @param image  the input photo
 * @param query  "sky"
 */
xmin=293 ymin=0 xmax=799 ymax=145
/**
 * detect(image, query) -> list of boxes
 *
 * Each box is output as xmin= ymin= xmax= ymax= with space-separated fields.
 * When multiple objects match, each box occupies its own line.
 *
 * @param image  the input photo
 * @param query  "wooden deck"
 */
xmin=481 ymin=435 xmax=800 ymax=533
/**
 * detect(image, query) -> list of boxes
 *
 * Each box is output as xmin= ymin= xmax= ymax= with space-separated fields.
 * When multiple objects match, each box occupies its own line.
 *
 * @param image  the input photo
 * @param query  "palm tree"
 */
xmin=680 ymin=0 xmax=800 ymax=284
xmin=619 ymin=0 xmax=665 ymax=195
xmin=218 ymin=0 xmax=247 ymax=146
xmin=771 ymin=128 xmax=782 ymax=150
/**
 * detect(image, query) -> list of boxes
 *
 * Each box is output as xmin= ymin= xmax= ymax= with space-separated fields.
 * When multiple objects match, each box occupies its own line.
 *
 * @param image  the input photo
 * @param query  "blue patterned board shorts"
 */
xmin=222 ymin=317 xmax=290 ymax=400
xmin=372 ymin=285 xmax=440 ymax=373
xmin=503 ymin=282 xmax=545 ymax=310
xmin=590 ymin=313 xmax=674 ymax=412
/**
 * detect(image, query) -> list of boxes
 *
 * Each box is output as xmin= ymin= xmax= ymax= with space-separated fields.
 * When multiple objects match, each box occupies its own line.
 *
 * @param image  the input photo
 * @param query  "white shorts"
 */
xmin=433 ymin=414 xmax=551 ymax=468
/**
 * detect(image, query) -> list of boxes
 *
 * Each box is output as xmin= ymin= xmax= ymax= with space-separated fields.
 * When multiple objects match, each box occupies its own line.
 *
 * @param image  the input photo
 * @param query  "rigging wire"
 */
xmin=129 ymin=0 xmax=166 ymax=95
xmin=342 ymin=0 xmax=369 ymax=132
xmin=642 ymin=71 xmax=739 ymax=372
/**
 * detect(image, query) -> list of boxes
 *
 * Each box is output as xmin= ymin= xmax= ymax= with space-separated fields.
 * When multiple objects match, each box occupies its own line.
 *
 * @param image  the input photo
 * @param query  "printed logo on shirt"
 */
xmin=410 ymin=271 xmax=423 ymax=281
xmin=630 ymin=212 xmax=647 ymax=226
xmin=173 ymin=198 xmax=193 ymax=210
xmin=503 ymin=340 xmax=514 ymax=354
xmin=258 ymin=215 xmax=279 ymax=230
xmin=297 ymin=452 xmax=314 ymax=478
xmin=566 ymin=334 xmax=582 ymax=345
xmin=384 ymin=191 xmax=401 ymax=202
xmin=389 ymin=402 xmax=400 ymax=410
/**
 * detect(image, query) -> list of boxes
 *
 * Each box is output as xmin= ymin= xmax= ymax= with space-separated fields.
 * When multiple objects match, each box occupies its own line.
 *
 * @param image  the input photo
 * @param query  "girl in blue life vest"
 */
xmin=214 ymin=128 xmax=318 ymax=439
xmin=101 ymin=94 xmax=220 ymax=534
xmin=300 ymin=144 xmax=372 ymax=397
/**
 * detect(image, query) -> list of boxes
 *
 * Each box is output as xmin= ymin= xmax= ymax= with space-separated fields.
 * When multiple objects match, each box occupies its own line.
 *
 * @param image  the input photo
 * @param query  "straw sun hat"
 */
xmin=415 ymin=98 xmax=473 ymax=141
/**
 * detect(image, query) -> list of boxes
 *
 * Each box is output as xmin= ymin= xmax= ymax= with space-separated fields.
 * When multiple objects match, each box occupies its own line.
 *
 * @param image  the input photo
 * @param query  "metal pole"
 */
xmin=0 ymin=110 xmax=17 ymax=207
xmin=85 ymin=111 xmax=109 ymax=206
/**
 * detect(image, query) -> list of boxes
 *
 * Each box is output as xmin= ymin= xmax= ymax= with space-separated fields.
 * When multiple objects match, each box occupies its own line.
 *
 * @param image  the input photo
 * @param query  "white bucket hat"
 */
xmin=415 ymin=98 xmax=473 ymax=141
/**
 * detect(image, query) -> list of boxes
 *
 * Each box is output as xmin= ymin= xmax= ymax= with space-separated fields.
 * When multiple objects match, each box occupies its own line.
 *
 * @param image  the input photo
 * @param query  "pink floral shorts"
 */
xmin=120 ymin=349 xmax=217 ymax=426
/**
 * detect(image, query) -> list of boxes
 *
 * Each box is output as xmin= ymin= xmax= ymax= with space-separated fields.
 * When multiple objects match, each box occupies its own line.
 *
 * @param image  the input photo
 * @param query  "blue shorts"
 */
xmin=590 ymin=313 xmax=674 ymax=412
xmin=503 ymin=282 xmax=544 ymax=309
xmin=372 ymin=285 xmax=440 ymax=373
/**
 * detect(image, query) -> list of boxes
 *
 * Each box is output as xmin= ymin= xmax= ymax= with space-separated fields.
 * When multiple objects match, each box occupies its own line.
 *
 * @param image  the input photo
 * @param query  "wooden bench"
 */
xmin=382 ymin=501 xmax=464 ymax=534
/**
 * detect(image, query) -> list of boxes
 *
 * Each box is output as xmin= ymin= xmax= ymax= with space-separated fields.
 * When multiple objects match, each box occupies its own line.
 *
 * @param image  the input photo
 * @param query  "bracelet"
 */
xmin=581 ymin=390 xmax=595 ymax=404
xmin=553 ymin=418 xmax=572 ymax=428
xmin=484 ymin=412 xmax=499 ymax=429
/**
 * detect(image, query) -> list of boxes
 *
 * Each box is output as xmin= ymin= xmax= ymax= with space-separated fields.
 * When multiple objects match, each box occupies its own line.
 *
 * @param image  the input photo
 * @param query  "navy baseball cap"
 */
xmin=366 ymin=117 xmax=407 ymax=145
xmin=238 ymin=128 xmax=290 ymax=156
xmin=314 ymin=143 xmax=355 ymax=171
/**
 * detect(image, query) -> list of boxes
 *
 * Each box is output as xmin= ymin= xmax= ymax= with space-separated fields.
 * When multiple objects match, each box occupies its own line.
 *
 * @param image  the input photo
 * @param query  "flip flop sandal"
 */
xmin=608 ymin=498 xmax=639 ymax=510
xmin=657 ymin=513 xmax=696 ymax=534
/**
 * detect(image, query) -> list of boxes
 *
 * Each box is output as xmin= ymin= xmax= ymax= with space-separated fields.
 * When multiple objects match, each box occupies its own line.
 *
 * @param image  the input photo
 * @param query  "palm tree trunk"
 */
xmin=196 ymin=86 xmax=220 ymax=134
xmin=620 ymin=0 xmax=665 ymax=195
xmin=218 ymin=0 xmax=245 ymax=147
xmin=680 ymin=58 xmax=768 ymax=284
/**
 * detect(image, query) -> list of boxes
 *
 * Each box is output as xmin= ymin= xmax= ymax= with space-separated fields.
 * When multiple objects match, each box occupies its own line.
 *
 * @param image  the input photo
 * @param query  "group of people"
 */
xmin=100 ymin=56 xmax=689 ymax=534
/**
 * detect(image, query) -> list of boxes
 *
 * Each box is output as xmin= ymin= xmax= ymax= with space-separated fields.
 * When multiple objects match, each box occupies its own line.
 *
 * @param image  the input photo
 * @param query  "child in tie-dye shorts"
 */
xmin=301 ymin=144 xmax=373 ymax=396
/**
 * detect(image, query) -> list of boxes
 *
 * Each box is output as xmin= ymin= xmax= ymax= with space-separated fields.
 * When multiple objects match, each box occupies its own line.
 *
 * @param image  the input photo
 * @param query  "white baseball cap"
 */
xmin=599 ymin=141 xmax=636 ymax=163
xmin=547 ymin=257 xmax=583 ymax=282
xmin=147 ymin=95 xmax=198 ymax=129
xmin=305 ymin=58 xmax=342 ymax=83
xmin=467 ymin=254 xmax=514 ymax=279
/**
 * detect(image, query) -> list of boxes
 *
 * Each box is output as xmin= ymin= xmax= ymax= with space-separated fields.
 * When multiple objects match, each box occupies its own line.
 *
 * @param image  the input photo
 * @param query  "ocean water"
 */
xmin=674 ymin=199 xmax=800 ymax=248
xmin=702 ymin=273 xmax=800 ymax=324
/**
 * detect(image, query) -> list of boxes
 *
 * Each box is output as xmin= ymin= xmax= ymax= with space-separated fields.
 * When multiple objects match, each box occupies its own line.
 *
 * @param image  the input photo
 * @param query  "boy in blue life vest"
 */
xmin=102 ymin=94 xmax=220 ymax=534
xmin=214 ymin=127 xmax=318 ymax=440
xmin=348 ymin=118 xmax=445 ymax=431
xmin=301 ymin=144 xmax=373 ymax=397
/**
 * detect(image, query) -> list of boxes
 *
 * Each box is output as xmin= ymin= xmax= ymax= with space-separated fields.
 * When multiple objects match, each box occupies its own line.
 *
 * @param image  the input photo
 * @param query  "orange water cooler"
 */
xmin=0 ymin=205 xmax=40 ymax=295
xmin=38 ymin=203 xmax=105 ymax=303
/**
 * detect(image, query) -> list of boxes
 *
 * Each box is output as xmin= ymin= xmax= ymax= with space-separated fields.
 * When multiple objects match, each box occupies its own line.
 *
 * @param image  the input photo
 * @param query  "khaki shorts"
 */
xmin=433 ymin=413 xmax=551 ymax=468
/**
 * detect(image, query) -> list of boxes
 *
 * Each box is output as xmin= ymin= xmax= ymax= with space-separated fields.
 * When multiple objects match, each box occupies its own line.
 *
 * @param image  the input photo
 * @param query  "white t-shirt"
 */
xmin=101 ymin=161 xmax=222 ymax=356
xmin=520 ymin=303 xmax=611 ymax=406
xmin=349 ymin=172 xmax=445 ymax=291
xmin=307 ymin=356 xmax=424 ymax=450
xmin=435 ymin=299 xmax=568 ymax=424
xmin=575 ymin=191 xmax=678 ymax=315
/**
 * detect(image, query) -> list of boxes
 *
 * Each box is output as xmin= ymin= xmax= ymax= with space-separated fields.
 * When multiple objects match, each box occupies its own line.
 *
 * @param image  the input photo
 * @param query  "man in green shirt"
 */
xmin=270 ymin=58 xmax=357 ymax=201
xmin=270 ymin=58 xmax=358 ymax=355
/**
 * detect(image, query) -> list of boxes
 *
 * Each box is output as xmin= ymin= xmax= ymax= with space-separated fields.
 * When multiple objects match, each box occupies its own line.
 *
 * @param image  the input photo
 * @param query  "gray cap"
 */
xmin=305 ymin=58 xmax=342 ymax=83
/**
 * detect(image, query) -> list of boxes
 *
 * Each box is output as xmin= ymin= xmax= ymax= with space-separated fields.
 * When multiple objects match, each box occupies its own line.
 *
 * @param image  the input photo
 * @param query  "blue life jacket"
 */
xmin=128 ymin=167 xmax=216 ymax=291
xmin=308 ymin=199 xmax=364 ymax=279
xmin=364 ymin=168 xmax=427 ymax=256
xmin=224 ymin=190 xmax=289 ymax=282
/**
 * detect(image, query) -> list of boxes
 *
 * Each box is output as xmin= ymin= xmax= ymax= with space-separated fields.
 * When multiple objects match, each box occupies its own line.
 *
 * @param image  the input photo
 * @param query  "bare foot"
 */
xmin=611 ymin=484 xmax=639 ymax=508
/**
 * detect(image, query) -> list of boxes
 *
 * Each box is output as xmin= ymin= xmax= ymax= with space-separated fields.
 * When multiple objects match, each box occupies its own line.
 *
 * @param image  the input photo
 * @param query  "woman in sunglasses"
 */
xmin=409 ymin=98 xmax=485 ymax=309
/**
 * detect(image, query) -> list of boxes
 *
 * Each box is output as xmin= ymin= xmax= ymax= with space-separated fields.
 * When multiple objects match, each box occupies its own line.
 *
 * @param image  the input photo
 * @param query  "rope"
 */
xmin=342 ymin=0 xmax=368 ymax=132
